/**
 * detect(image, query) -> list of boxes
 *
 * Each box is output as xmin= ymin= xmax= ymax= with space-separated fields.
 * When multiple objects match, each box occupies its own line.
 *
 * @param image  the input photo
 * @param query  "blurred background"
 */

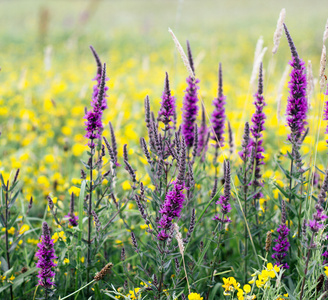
xmin=0 ymin=0 xmax=327 ymax=202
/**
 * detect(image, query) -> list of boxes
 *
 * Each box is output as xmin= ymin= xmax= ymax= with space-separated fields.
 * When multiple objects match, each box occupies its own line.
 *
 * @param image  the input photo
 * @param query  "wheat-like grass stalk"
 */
xmin=276 ymin=64 xmax=290 ymax=110
xmin=323 ymin=18 xmax=328 ymax=43
xmin=174 ymin=223 xmax=190 ymax=294
xmin=307 ymin=60 xmax=314 ymax=108
xmin=168 ymin=28 xmax=195 ymax=79
xmin=319 ymin=45 xmax=327 ymax=90
xmin=272 ymin=8 xmax=286 ymax=54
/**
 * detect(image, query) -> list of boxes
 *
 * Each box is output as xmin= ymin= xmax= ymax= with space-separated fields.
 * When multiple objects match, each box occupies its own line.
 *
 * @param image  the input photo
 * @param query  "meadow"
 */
xmin=1 ymin=0 xmax=328 ymax=299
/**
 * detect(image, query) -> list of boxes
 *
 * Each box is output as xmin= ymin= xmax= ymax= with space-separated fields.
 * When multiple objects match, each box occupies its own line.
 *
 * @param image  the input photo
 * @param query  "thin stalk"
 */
xmin=243 ymin=161 xmax=249 ymax=283
xmin=61 ymin=280 xmax=96 ymax=300
xmin=5 ymin=181 xmax=13 ymax=300
xmin=300 ymin=233 xmax=314 ymax=300
xmin=87 ymin=149 xmax=94 ymax=296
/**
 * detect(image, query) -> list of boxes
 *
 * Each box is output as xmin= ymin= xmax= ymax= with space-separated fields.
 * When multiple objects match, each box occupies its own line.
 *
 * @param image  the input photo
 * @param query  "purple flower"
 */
xmin=182 ymin=41 xmax=199 ymax=148
xmin=283 ymin=24 xmax=308 ymax=140
xmin=84 ymin=55 xmax=109 ymax=148
xmin=158 ymin=72 xmax=176 ymax=127
xmin=309 ymin=170 xmax=328 ymax=233
xmin=272 ymin=200 xmax=290 ymax=269
xmin=197 ymin=104 xmax=209 ymax=159
xmin=213 ymin=160 xmax=231 ymax=223
xmin=35 ymin=222 xmax=57 ymax=288
xmin=157 ymin=180 xmax=186 ymax=240
xmin=210 ymin=63 xmax=226 ymax=148
xmin=65 ymin=193 xmax=78 ymax=227
xmin=272 ymin=224 xmax=290 ymax=269
xmin=249 ymin=63 xmax=266 ymax=201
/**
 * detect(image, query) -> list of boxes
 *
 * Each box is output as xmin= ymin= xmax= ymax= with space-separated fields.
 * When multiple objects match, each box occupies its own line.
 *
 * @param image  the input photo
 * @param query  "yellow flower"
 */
xmin=243 ymin=284 xmax=251 ymax=293
xmin=222 ymin=277 xmax=240 ymax=296
xmin=9 ymin=275 xmax=15 ymax=281
xmin=64 ymin=258 xmax=69 ymax=264
xmin=4 ymin=227 xmax=16 ymax=235
xmin=127 ymin=288 xmax=141 ymax=299
xmin=80 ymin=257 xmax=85 ymax=263
xmin=52 ymin=231 xmax=66 ymax=243
xmin=237 ymin=289 xmax=244 ymax=300
xmin=267 ymin=262 xmax=280 ymax=278
xmin=19 ymin=224 xmax=30 ymax=235
xmin=188 ymin=292 xmax=203 ymax=300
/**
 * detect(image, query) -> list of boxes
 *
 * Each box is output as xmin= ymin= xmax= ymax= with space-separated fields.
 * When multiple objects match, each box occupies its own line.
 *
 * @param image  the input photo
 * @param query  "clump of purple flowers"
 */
xmin=249 ymin=63 xmax=266 ymax=201
xmin=309 ymin=170 xmax=328 ymax=233
xmin=197 ymin=104 xmax=209 ymax=160
xmin=283 ymin=24 xmax=308 ymax=140
xmin=157 ymin=180 xmax=186 ymax=240
xmin=157 ymin=138 xmax=187 ymax=240
xmin=84 ymin=47 xmax=109 ymax=148
xmin=210 ymin=63 xmax=226 ymax=148
xmin=213 ymin=160 xmax=231 ymax=224
xmin=272 ymin=200 xmax=290 ymax=269
xmin=35 ymin=222 xmax=57 ymax=289
xmin=158 ymin=72 xmax=176 ymax=128
xmin=182 ymin=41 xmax=199 ymax=148
xmin=65 ymin=193 xmax=78 ymax=227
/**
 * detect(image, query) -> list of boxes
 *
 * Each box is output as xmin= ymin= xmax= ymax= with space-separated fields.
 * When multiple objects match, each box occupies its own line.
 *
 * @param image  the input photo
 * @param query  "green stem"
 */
xmin=60 ymin=280 xmax=96 ymax=300
xmin=87 ymin=149 xmax=94 ymax=296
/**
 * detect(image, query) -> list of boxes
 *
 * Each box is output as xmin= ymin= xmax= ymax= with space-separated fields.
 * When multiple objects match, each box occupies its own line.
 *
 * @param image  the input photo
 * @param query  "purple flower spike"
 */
xmin=65 ymin=193 xmax=78 ymax=227
xmin=197 ymin=103 xmax=209 ymax=158
xmin=213 ymin=160 xmax=231 ymax=223
xmin=283 ymin=24 xmax=308 ymax=139
xmin=249 ymin=63 xmax=266 ymax=201
xmin=182 ymin=41 xmax=200 ymax=148
xmin=35 ymin=222 xmax=57 ymax=288
xmin=210 ymin=63 xmax=226 ymax=148
xmin=84 ymin=62 xmax=109 ymax=148
xmin=158 ymin=72 xmax=176 ymax=127
xmin=272 ymin=200 xmax=290 ymax=269
xmin=157 ymin=180 xmax=186 ymax=240
xmin=309 ymin=170 xmax=328 ymax=233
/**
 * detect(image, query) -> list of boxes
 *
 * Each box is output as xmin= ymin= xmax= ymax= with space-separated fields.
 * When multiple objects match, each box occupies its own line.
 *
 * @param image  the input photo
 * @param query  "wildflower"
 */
xmin=35 ymin=222 xmax=57 ymax=288
xmin=65 ymin=192 xmax=78 ymax=227
xmin=127 ymin=288 xmax=141 ymax=299
xmin=157 ymin=180 xmax=186 ymax=240
xmin=197 ymin=103 xmax=209 ymax=159
xmin=276 ymin=294 xmax=289 ymax=300
xmin=249 ymin=63 xmax=266 ymax=202
xmin=84 ymin=62 xmax=108 ymax=148
xmin=283 ymin=24 xmax=308 ymax=140
xmin=188 ymin=293 xmax=203 ymax=300
xmin=64 ymin=258 xmax=69 ymax=264
xmin=309 ymin=169 xmax=328 ymax=233
xmin=9 ymin=275 xmax=15 ymax=281
xmin=158 ymin=72 xmax=176 ymax=127
xmin=272 ymin=200 xmax=290 ymax=269
xmin=222 ymin=277 xmax=240 ymax=296
xmin=210 ymin=63 xmax=226 ymax=148
xmin=182 ymin=41 xmax=200 ymax=148
xmin=213 ymin=161 xmax=232 ymax=223
xmin=52 ymin=231 xmax=66 ymax=243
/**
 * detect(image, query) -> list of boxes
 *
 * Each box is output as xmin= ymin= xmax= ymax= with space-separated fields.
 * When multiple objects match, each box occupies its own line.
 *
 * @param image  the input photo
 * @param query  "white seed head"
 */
xmin=323 ymin=18 xmax=328 ymax=43
xmin=306 ymin=60 xmax=314 ymax=107
xmin=173 ymin=223 xmax=185 ymax=256
xmin=168 ymin=28 xmax=195 ymax=79
xmin=272 ymin=8 xmax=286 ymax=54
xmin=319 ymin=45 xmax=327 ymax=90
